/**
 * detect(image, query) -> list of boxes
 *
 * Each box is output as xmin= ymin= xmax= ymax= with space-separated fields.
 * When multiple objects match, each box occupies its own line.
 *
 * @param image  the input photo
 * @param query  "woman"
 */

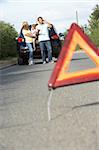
xmin=22 ymin=21 xmax=34 ymax=65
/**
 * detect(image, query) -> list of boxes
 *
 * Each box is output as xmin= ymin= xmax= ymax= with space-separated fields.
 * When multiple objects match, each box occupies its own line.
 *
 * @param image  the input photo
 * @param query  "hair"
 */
xmin=22 ymin=21 xmax=29 ymax=30
xmin=32 ymin=24 xmax=37 ymax=28
xmin=37 ymin=17 xmax=43 ymax=21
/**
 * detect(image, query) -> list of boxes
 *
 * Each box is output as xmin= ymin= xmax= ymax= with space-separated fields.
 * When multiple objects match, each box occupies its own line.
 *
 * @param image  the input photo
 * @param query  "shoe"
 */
xmin=43 ymin=61 xmax=46 ymax=64
xmin=49 ymin=60 xmax=54 ymax=63
xmin=29 ymin=60 xmax=33 ymax=65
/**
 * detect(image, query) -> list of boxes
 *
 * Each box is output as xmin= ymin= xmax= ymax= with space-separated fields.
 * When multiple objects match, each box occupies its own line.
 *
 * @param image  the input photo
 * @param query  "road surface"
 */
xmin=0 ymin=52 xmax=99 ymax=150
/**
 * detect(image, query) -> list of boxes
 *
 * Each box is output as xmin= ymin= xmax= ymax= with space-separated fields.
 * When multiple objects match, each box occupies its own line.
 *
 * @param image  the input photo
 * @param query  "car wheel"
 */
xmin=18 ymin=57 xmax=23 ymax=65
xmin=53 ymin=45 xmax=61 ymax=58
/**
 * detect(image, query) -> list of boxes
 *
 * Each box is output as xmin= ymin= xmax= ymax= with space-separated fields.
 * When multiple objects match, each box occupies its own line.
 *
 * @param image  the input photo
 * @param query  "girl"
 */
xmin=31 ymin=24 xmax=38 ymax=51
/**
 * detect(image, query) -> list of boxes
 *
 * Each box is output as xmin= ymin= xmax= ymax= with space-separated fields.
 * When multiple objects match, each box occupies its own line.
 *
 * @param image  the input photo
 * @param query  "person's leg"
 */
xmin=45 ymin=41 xmax=52 ymax=62
xmin=26 ymin=43 xmax=34 ymax=64
xmin=39 ymin=41 xmax=46 ymax=63
xmin=33 ymin=38 xmax=36 ymax=51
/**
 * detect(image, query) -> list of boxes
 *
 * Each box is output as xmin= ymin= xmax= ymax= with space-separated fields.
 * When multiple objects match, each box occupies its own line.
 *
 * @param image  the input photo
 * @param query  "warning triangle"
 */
xmin=48 ymin=23 xmax=99 ymax=89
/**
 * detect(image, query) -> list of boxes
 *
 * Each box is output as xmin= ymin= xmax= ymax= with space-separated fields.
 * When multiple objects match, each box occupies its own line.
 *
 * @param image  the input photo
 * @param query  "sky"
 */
xmin=0 ymin=0 xmax=99 ymax=33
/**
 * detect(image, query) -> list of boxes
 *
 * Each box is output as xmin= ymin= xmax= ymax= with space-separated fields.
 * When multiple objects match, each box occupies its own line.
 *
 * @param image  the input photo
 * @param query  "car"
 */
xmin=17 ymin=25 xmax=62 ymax=65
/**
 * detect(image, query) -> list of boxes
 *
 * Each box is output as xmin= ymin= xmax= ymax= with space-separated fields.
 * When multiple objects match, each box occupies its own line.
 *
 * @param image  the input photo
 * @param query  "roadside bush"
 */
xmin=0 ymin=21 xmax=18 ymax=59
xmin=88 ymin=4 xmax=99 ymax=47
xmin=89 ymin=27 xmax=99 ymax=47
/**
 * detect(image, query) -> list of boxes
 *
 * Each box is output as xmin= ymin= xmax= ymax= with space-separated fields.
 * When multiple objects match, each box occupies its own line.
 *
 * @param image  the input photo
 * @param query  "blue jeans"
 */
xmin=39 ymin=40 xmax=52 ymax=62
xmin=26 ymin=43 xmax=33 ymax=61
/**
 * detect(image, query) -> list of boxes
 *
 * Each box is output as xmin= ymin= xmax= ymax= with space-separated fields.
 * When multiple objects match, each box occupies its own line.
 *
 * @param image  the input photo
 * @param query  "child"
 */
xmin=31 ymin=24 xmax=38 ymax=51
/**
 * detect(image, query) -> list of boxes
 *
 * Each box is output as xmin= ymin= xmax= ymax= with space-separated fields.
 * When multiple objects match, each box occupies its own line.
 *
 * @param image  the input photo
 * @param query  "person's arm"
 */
xmin=25 ymin=32 xmax=37 ymax=38
xmin=22 ymin=29 xmax=33 ymax=37
xmin=43 ymin=20 xmax=52 ymax=28
xmin=25 ymin=33 xmax=33 ymax=37
xmin=36 ymin=25 xmax=41 ymax=35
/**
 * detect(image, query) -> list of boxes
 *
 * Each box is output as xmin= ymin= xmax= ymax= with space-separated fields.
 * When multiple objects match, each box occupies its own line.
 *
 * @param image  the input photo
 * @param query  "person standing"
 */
xmin=36 ymin=17 xmax=53 ymax=64
xmin=22 ymin=21 xmax=34 ymax=65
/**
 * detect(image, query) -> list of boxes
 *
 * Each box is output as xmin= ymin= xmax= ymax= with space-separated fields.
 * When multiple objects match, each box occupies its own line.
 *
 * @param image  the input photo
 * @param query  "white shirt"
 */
xmin=36 ymin=23 xmax=50 ymax=42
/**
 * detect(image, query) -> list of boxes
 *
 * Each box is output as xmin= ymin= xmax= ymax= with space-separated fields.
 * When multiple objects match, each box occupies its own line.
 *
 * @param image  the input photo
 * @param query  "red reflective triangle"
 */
xmin=48 ymin=23 xmax=99 ymax=89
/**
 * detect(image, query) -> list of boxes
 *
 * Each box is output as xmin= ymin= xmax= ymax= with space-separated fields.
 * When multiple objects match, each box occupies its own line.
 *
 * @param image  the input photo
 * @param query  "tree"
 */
xmin=88 ymin=4 xmax=99 ymax=47
xmin=0 ymin=21 xmax=18 ymax=59
xmin=81 ymin=24 xmax=90 ymax=35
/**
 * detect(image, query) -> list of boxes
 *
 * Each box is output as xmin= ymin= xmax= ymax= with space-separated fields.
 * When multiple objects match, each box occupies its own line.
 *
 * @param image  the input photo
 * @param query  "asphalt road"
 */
xmin=0 ymin=52 xmax=99 ymax=150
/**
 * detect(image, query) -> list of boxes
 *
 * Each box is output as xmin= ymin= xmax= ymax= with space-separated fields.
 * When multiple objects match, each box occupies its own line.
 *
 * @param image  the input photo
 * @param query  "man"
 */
xmin=36 ymin=17 xmax=54 ymax=64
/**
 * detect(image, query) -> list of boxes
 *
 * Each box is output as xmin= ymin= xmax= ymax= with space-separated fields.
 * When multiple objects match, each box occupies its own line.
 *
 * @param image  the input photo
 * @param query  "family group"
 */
xmin=22 ymin=17 xmax=54 ymax=65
